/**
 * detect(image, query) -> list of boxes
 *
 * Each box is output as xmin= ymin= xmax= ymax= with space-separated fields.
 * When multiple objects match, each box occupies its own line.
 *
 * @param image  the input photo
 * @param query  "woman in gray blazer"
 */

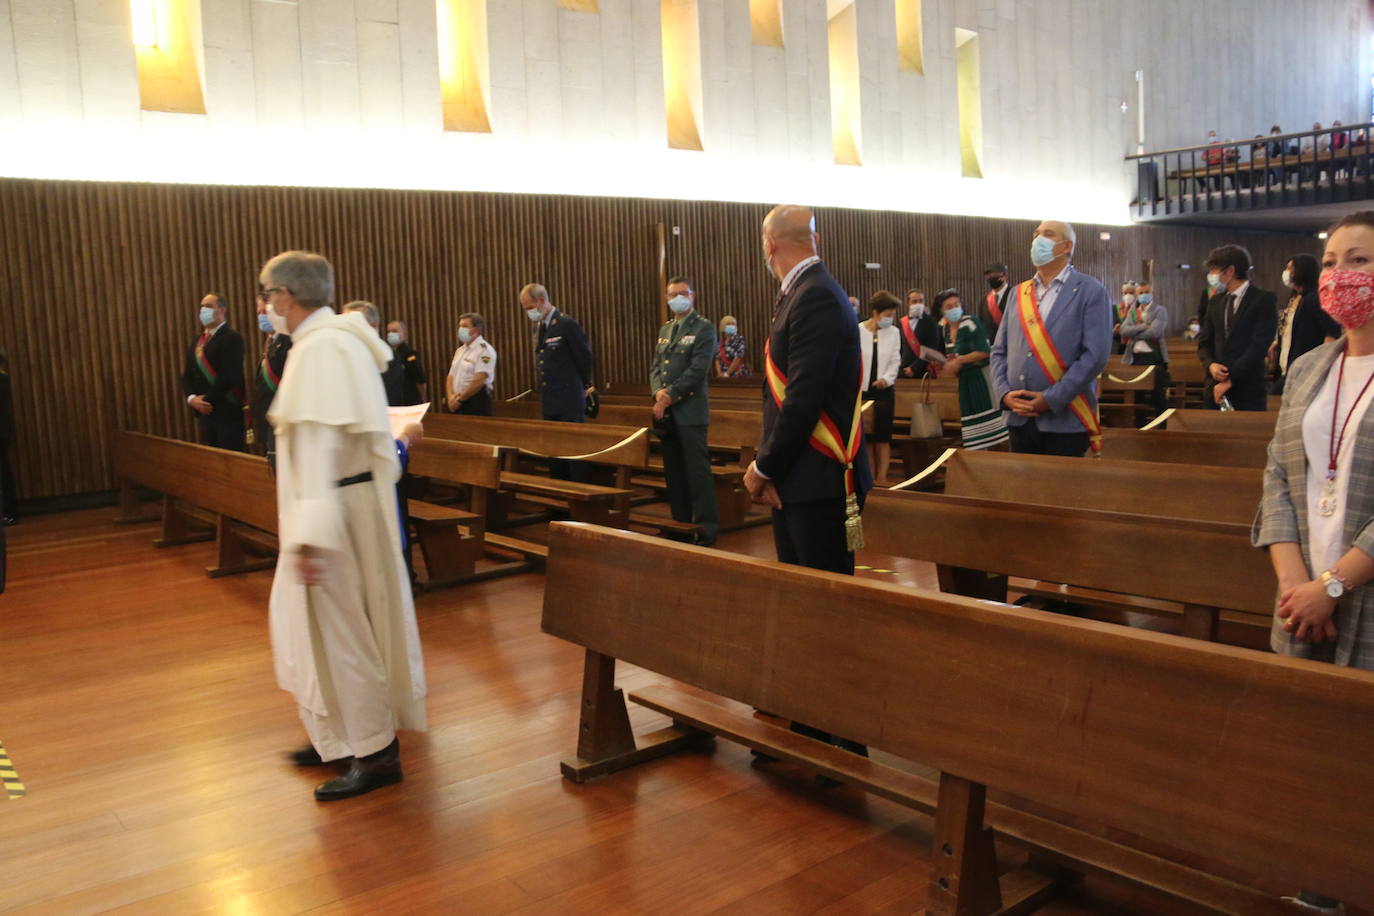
xmin=1253 ymin=211 xmax=1374 ymax=671
xmin=1118 ymin=281 xmax=1170 ymax=418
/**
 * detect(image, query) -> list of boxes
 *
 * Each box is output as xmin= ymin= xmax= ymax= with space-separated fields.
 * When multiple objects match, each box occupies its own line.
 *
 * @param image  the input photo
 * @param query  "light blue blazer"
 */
xmin=991 ymin=266 xmax=1113 ymax=434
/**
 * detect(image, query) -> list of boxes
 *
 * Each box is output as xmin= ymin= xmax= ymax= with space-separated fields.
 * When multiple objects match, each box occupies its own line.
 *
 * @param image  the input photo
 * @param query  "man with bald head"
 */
xmin=991 ymin=220 xmax=1111 ymax=457
xmin=745 ymin=204 xmax=873 ymax=763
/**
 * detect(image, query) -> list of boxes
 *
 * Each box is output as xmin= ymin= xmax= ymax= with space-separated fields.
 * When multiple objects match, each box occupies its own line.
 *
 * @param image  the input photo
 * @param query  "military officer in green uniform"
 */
xmin=650 ymin=276 xmax=719 ymax=546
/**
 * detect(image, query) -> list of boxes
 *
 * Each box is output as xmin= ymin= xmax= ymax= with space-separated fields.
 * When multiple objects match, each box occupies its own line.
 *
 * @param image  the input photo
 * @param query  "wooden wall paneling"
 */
xmin=0 ymin=177 xmax=1318 ymax=502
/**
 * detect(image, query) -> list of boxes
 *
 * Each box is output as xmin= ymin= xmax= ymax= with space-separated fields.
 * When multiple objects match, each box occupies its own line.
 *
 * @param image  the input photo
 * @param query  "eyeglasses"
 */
xmin=262 ymin=287 xmax=291 ymax=297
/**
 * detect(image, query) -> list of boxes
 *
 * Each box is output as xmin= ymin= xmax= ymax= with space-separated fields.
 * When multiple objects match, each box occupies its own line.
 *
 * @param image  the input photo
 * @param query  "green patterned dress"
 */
xmin=948 ymin=316 xmax=1009 ymax=450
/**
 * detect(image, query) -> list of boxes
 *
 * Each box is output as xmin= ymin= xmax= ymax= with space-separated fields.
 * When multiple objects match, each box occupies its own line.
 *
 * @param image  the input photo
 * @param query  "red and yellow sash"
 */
xmin=985 ymin=290 xmax=1003 ymax=325
xmin=1016 ymin=280 xmax=1102 ymax=454
xmin=764 ymin=339 xmax=866 ymax=548
xmin=195 ymin=332 xmax=243 ymax=406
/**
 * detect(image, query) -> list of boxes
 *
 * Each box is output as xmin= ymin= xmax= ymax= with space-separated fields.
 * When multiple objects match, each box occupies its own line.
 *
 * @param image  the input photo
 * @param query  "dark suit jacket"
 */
xmin=1197 ymin=284 xmax=1279 ymax=404
xmin=1282 ymin=290 xmax=1341 ymax=375
xmin=976 ymin=285 xmax=1011 ymax=335
xmin=537 ymin=310 xmax=594 ymax=418
xmin=898 ymin=313 xmax=944 ymax=377
xmin=251 ymin=333 xmax=292 ymax=448
xmin=183 ymin=325 xmax=246 ymax=421
xmin=756 ymin=262 xmax=873 ymax=507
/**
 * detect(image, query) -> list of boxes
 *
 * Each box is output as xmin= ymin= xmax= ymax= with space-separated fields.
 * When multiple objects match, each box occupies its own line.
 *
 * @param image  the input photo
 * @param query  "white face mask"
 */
xmin=909 ymin=303 xmax=925 ymax=319
xmin=525 ymin=306 xmax=544 ymax=322
xmin=267 ymin=302 xmax=289 ymax=335
xmin=1207 ymin=272 xmax=1226 ymax=293
xmin=199 ymin=306 xmax=217 ymax=327
xmin=458 ymin=327 xmax=473 ymax=344
xmin=877 ymin=316 xmax=894 ymax=329
xmin=1122 ymin=294 xmax=1137 ymax=306
xmin=386 ymin=331 xmax=402 ymax=347
xmin=668 ymin=295 xmax=692 ymax=314
xmin=1282 ymin=269 xmax=1293 ymax=289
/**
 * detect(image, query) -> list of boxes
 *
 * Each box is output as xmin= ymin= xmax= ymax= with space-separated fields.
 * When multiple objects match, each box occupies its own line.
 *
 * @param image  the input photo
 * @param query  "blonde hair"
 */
xmin=719 ymin=315 xmax=739 ymax=333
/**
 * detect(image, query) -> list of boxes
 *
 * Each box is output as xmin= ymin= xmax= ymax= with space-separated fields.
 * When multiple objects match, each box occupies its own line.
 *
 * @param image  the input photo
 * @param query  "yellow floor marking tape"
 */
xmin=0 ymin=740 xmax=26 ymax=799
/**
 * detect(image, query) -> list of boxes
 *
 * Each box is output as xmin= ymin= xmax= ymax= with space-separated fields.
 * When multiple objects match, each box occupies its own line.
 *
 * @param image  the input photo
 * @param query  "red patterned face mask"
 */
xmin=1319 ymin=269 xmax=1374 ymax=329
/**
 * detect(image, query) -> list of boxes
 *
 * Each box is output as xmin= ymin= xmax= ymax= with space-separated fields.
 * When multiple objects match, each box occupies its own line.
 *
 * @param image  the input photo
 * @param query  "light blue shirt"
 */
xmin=1033 ymin=263 xmax=1072 ymax=322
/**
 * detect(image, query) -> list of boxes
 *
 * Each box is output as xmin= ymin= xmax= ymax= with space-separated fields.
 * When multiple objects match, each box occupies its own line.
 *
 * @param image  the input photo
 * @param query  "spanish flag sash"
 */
xmin=764 ymin=339 xmax=866 ymax=549
xmin=1015 ymin=280 xmax=1102 ymax=455
xmin=195 ymin=332 xmax=243 ymax=406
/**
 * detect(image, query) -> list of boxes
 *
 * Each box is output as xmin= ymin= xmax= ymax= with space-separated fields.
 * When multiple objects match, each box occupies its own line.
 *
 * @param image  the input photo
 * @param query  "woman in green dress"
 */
xmin=936 ymin=289 xmax=1009 ymax=450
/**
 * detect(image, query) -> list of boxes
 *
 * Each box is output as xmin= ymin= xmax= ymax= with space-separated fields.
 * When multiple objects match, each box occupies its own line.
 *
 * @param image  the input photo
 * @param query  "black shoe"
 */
xmin=1 ymin=516 xmax=15 ymax=527
xmin=750 ymin=749 xmax=779 ymax=764
xmin=695 ymin=536 xmax=717 ymax=548
xmin=287 ymin=745 xmax=330 ymax=767
xmin=814 ymin=774 xmax=842 ymax=788
xmin=314 ymin=739 xmax=402 ymax=801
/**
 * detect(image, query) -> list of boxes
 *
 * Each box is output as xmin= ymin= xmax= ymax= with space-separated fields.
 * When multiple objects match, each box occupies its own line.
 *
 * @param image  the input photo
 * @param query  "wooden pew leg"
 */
xmin=937 ymin=565 xmax=1009 ymax=603
xmin=207 ymin=519 xmax=277 ymax=578
xmin=414 ymin=523 xmax=478 ymax=588
xmin=569 ymin=502 xmax=616 ymax=527
xmin=715 ymin=477 xmax=748 ymax=530
xmin=154 ymin=496 xmax=215 ymax=547
xmin=114 ymin=481 xmax=159 ymax=524
xmin=560 ymin=650 xmax=707 ymax=784
xmin=928 ymin=773 xmax=1003 ymax=916
xmin=1181 ymin=603 xmax=1220 ymax=641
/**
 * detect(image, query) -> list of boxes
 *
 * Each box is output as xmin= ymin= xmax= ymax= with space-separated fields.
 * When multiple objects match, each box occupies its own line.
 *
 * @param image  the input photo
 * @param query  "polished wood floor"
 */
xmin=1 ymin=507 xmax=1209 ymax=915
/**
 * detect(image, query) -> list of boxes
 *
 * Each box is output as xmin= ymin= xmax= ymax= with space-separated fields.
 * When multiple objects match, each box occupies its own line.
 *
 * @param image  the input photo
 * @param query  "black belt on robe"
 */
xmin=335 ymin=471 xmax=374 ymax=488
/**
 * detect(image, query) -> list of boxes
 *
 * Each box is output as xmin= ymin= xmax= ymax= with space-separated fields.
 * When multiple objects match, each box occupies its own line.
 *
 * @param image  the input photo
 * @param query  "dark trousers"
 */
xmin=198 ymin=415 xmax=246 ymax=452
xmin=543 ymin=410 xmax=588 ymax=482
xmin=661 ymin=422 xmax=719 ymax=543
xmin=1128 ymin=351 xmax=1171 ymax=423
xmin=1008 ymin=422 xmax=1090 ymax=458
xmin=458 ymin=389 xmax=492 ymax=416
xmin=772 ymin=495 xmax=865 ymax=755
xmin=0 ymin=442 xmax=15 ymax=517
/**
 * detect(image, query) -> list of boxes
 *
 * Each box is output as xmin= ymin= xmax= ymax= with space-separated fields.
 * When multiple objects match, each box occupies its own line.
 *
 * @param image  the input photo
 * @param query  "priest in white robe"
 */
xmin=261 ymin=250 xmax=427 ymax=802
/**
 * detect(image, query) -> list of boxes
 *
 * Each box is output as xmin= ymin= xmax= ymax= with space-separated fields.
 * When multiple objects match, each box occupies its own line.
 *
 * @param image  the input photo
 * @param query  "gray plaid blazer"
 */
xmin=1253 ymin=338 xmax=1374 ymax=667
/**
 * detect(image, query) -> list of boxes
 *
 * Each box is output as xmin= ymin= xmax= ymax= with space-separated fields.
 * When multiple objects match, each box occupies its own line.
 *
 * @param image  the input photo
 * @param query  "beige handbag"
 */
xmin=909 ymin=376 xmax=945 ymax=439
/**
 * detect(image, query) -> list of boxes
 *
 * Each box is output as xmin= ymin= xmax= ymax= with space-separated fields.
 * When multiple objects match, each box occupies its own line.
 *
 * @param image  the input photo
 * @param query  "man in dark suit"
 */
xmin=521 ymin=283 xmax=594 ymax=481
xmin=344 ymin=301 xmax=406 ymax=406
xmin=898 ymin=289 xmax=944 ymax=378
xmin=183 ymin=293 xmax=246 ymax=451
xmin=252 ymin=291 xmax=292 ymax=471
xmin=744 ymin=204 xmax=873 ymax=764
xmin=1196 ymin=245 xmax=1279 ymax=411
xmin=979 ymin=263 xmax=1011 ymax=337
xmin=650 ymin=275 xmax=719 ymax=546
xmin=744 ymin=205 xmax=873 ymax=574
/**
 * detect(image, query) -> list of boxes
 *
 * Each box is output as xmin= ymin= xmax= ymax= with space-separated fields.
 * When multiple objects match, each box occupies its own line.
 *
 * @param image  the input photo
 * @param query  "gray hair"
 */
xmin=521 ymin=283 xmax=549 ymax=304
xmin=343 ymin=300 xmax=380 ymax=328
xmin=259 ymin=251 xmax=334 ymax=310
xmin=459 ymin=312 xmax=486 ymax=334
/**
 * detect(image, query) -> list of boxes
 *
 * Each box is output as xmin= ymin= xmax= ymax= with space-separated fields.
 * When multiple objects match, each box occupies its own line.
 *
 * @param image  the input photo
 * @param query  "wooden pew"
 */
xmin=543 ymin=522 xmax=1374 ymax=915
xmin=1100 ymin=428 xmax=1269 ymax=468
xmin=113 ymin=431 xmax=501 ymax=588
xmin=1149 ymin=406 xmax=1278 ymax=436
xmin=863 ymin=484 xmax=1273 ymax=642
xmin=423 ymin=414 xmax=647 ymax=528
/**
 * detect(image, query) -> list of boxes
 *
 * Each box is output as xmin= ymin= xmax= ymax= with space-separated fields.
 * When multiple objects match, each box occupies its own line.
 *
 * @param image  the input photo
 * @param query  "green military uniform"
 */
xmin=649 ymin=308 xmax=719 ymax=544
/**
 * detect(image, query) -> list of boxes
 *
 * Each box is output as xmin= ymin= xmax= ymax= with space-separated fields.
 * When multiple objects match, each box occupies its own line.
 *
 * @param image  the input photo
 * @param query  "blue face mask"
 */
xmin=668 ymin=295 xmax=692 ymax=314
xmin=723 ymin=324 xmax=737 ymax=336
xmin=458 ymin=327 xmax=473 ymax=344
xmin=199 ymin=306 xmax=217 ymax=327
xmin=945 ymin=306 xmax=964 ymax=323
xmin=1137 ymin=293 xmax=1152 ymax=305
xmin=1207 ymin=272 xmax=1226 ymax=293
xmin=257 ymin=313 xmax=274 ymax=334
xmin=386 ymin=331 xmax=402 ymax=347
xmin=1030 ymin=236 xmax=1059 ymax=268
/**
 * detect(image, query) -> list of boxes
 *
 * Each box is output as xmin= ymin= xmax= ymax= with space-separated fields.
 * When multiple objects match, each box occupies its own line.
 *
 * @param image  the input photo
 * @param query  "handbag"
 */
xmin=909 ymin=376 xmax=944 ymax=439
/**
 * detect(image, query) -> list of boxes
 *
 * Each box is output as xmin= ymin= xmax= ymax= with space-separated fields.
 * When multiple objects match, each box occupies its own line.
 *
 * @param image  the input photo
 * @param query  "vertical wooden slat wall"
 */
xmin=0 ymin=177 xmax=1317 ymax=501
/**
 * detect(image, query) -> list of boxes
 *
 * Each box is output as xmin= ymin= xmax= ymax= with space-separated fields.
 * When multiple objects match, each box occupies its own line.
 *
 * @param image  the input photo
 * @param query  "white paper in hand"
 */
xmin=388 ymin=402 xmax=430 ymax=440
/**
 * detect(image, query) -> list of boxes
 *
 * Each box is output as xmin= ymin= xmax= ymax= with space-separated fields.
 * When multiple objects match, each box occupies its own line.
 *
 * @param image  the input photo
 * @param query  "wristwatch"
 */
xmin=1320 ymin=568 xmax=1352 ymax=599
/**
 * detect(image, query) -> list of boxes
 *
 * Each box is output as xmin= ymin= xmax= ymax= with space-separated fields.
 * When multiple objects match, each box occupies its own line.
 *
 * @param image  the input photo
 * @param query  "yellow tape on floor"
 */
xmin=0 ymin=740 xmax=26 ymax=799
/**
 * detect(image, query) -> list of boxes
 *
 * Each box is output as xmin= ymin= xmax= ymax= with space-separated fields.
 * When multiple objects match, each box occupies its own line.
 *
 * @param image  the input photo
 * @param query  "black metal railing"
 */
xmin=1126 ymin=122 xmax=1374 ymax=220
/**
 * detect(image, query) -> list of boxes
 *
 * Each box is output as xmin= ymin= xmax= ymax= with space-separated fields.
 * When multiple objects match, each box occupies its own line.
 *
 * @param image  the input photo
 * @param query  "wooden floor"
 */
xmin=1 ymin=506 xmax=1214 ymax=915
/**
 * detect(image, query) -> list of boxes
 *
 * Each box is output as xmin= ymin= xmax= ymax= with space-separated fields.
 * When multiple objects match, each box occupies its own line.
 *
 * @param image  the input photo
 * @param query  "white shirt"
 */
xmin=860 ymin=322 xmax=901 ymax=391
xmin=1302 ymin=352 xmax=1374 ymax=576
xmin=1033 ymin=263 xmax=1072 ymax=321
xmin=448 ymin=337 xmax=497 ymax=395
xmin=779 ymin=256 xmax=821 ymax=296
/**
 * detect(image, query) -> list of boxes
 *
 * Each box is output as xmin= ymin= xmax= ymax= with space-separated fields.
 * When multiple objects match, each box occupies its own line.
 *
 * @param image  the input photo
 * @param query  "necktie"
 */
xmin=1225 ymin=294 xmax=1237 ymax=334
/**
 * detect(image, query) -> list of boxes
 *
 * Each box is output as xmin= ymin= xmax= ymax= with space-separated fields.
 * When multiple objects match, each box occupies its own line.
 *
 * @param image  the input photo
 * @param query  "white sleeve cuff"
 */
xmin=750 ymin=460 xmax=770 ymax=481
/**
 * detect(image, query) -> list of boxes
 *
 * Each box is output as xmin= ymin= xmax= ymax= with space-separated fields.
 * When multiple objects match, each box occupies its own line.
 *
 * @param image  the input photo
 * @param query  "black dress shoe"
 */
xmin=314 ymin=739 xmax=402 ymax=801
xmin=288 ymin=745 xmax=330 ymax=767
xmin=1 ymin=516 xmax=15 ymax=527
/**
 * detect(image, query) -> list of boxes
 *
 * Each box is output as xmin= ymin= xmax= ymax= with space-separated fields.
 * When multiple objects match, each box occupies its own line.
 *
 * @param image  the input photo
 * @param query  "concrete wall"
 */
xmin=0 ymin=0 xmax=1368 ymax=223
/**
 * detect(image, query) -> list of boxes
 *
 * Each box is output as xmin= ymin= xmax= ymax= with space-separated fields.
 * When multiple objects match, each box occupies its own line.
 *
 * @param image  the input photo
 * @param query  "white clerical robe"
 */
xmin=267 ymin=307 xmax=427 ymax=761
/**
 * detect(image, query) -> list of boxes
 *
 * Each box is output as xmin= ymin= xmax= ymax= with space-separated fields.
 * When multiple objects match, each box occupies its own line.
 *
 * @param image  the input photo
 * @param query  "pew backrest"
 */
xmin=114 ymin=431 xmax=276 ymax=532
xmin=423 ymin=414 xmax=649 ymax=468
xmin=1101 ymin=428 xmax=1269 ymax=468
xmin=541 ymin=522 xmax=1374 ymax=907
xmin=1159 ymin=408 xmax=1278 ymax=437
xmin=405 ymin=439 xmax=504 ymax=489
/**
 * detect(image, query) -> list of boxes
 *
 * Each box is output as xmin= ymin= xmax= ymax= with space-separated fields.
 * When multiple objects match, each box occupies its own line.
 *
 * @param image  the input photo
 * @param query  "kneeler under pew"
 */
xmin=541 ymin=522 xmax=1374 ymax=916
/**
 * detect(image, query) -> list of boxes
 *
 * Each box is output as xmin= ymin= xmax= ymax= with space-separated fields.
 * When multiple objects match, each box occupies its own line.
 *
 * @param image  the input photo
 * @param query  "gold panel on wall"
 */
xmin=828 ymin=2 xmax=863 ymax=166
xmin=896 ymin=0 xmax=924 ymax=75
xmin=0 ymin=178 xmax=1316 ymax=503
xmin=131 ymin=0 xmax=206 ymax=115
xmin=750 ymin=0 xmax=784 ymax=48
xmin=662 ymin=0 xmax=705 ymax=151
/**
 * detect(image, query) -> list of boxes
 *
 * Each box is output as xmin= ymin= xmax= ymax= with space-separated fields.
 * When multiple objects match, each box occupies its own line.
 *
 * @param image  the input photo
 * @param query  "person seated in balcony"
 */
xmin=1200 ymin=130 xmax=1225 ymax=192
xmin=1302 ymin=122 xmax=1323 ymax=183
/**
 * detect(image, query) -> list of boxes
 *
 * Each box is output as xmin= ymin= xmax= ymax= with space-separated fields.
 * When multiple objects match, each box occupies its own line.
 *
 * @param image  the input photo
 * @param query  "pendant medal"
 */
xmin=1319 ymin=474 xmax=1338 ymax=518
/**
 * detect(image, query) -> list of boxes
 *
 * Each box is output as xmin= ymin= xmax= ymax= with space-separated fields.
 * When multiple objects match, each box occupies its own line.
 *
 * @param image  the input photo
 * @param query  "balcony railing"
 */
xmin=1126 ymin=122 xmax=1374 ymax=221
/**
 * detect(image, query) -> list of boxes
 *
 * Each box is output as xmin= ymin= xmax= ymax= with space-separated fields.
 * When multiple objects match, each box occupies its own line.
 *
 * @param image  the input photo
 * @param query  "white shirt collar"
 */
xmin=779 ymin=256 xmax=821 ymax=296
xmin=1229 ymin=280 xmax=1250 ymax=301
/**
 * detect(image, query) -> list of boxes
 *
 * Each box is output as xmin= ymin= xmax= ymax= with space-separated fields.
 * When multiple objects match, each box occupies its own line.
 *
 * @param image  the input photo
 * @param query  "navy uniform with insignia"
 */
xmin=523 ymin=288 xmax=594 ymax=480
xmin=448 ymin=328 xmax=498 ymax=416
xmin=393 ymin=341 xmax=428 ymax=406
xmin=650 ymin=281 xmax=719 ymax=545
